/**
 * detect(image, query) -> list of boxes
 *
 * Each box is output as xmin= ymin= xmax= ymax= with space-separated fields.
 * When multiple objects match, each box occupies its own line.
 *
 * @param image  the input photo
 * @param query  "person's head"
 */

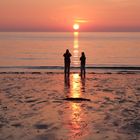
xmin=66 ymin=49 xmax=69 ymax=53
xmin=82 ymin=52 xmax=85 ymax=56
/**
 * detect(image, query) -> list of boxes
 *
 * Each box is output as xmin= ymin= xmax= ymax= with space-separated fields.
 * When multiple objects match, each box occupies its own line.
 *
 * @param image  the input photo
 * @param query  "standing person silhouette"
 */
xmin=63 ymin=49 xmax=72 ymax=77
xmin=80 ymin=52 xmax=86 ymax=77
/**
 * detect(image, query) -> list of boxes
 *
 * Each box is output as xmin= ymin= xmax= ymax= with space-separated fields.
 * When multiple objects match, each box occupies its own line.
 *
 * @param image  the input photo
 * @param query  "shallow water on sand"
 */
xmin=0 ymin=72 xmax=140 ymax=140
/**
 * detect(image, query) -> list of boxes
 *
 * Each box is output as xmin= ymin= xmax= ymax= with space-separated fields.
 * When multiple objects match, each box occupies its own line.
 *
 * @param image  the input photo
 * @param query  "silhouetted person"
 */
xmin=63 ymin=49 xmax=72 ymax=77
xmin=80 ymin=52 xmax=86 ymax=77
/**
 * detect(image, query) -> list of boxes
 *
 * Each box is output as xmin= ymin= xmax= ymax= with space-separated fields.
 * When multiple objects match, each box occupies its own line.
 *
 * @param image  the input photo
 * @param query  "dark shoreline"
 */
xmin=0 ymin=66 xmax=140 ymax=70
xmin=0 ymin=66 xmax=140 ymax=74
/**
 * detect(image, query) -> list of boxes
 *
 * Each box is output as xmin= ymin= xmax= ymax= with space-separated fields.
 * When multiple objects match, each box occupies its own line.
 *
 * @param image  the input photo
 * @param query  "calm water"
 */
xmin=0 ymin=32 xmax=140 ymax=71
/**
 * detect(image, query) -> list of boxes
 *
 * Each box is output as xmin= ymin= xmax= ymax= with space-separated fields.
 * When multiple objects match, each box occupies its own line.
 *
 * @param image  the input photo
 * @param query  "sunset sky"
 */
xmin=0 ymin=0 xmax=140 ymax=32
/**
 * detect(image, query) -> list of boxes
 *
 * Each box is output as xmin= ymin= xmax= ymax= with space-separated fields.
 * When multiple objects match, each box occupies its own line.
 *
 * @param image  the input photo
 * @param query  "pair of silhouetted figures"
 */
xmin=63 ymin=49 xmax=86 ymax=77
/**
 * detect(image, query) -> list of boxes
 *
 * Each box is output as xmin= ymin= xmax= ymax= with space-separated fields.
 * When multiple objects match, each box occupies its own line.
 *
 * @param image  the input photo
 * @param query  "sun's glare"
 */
xmin=73 ymin=23 xmax=79 ymax=30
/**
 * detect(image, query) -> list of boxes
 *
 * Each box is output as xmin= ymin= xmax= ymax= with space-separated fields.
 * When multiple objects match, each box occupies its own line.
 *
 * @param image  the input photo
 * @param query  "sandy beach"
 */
xmin=0 ymin=72 xmax=140 ymax=140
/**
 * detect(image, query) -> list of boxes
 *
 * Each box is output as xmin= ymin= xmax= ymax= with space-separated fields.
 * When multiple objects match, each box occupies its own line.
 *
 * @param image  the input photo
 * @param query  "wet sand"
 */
xmin=0 ymin=72 xmax=140 ymax=140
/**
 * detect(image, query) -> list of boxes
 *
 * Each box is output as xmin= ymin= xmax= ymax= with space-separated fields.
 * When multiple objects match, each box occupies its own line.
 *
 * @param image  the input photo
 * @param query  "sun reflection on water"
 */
xmin=73 ymin=32 xmax=79 ymax=66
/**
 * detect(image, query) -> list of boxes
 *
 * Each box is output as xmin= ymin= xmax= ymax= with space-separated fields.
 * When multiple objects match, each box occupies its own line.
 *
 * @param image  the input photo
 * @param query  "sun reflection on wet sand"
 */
xmin=64 ymin=74 xmax=88 ymax=139
xmin=70 ymin=74 xmax=81 ymax=98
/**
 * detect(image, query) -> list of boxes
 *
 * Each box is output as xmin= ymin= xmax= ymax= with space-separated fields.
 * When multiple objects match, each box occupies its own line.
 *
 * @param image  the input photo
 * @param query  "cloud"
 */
xmin=74 ymin=19 xmax=89 ymax=23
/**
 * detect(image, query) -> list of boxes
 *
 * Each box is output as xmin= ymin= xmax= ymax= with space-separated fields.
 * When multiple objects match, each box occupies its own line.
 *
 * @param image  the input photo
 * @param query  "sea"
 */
xmin=0 ymin=32 xmax=140 ymax=72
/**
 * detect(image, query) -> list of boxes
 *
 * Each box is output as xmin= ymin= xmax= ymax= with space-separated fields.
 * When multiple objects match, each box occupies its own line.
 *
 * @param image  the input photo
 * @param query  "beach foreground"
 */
xmin=0 ymin=72 xmax=140 ymax=140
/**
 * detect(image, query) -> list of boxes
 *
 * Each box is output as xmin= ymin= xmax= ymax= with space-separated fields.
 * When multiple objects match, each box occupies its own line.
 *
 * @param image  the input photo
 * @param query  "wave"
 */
xmin=0 ymin=66 xmax=140 ymax=70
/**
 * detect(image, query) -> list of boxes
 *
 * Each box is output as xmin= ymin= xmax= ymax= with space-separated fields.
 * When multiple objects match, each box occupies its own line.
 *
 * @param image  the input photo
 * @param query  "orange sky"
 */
xmin=0 ymin=0 xmax=140 ymax=31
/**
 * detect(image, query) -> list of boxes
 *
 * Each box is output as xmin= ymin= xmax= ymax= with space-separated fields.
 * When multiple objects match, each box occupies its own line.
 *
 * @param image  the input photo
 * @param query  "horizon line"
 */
xmin=0 ymin=31 xmax=140 ymax=33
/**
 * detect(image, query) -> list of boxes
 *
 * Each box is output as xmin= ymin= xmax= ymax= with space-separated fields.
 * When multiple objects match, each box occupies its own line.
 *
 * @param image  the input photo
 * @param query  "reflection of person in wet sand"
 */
xmin=63 ymin=49 xmax=72 ymax=77
xmin=64 ymin=76 xmax=70 ymax=88
xmin=80 ymin=52 xmax=86 ymax=77
xmin=81 ymin=76 xmax=86 ymax=93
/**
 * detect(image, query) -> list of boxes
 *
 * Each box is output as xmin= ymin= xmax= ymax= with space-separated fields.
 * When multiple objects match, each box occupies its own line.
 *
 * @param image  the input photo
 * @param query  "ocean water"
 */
xmin=0 ymin=32 xmax=140 ymax=72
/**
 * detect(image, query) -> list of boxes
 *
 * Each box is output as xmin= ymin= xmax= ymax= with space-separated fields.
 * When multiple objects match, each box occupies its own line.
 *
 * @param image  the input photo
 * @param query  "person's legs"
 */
xmin=64 ymin=63 xmax=67 ymax=76
xmin=83 ymin=65 xmax=86 ymax=76
xmin=67 ymin=63 xmax=70 ymax=76
xmin=81 ymin=65 xmax=84 ymax=76
xmin=80 ymin=65 xmax=86 ymax=77
xmin=83 ymin=65 xmax=86 ymax=77
xmin=80 ymin=65 xmax=82 ymax=76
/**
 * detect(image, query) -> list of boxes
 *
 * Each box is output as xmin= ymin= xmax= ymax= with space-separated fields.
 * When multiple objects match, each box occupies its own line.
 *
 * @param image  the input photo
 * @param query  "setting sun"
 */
xmin=73 ymin=24 xmax=79 ymax=30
